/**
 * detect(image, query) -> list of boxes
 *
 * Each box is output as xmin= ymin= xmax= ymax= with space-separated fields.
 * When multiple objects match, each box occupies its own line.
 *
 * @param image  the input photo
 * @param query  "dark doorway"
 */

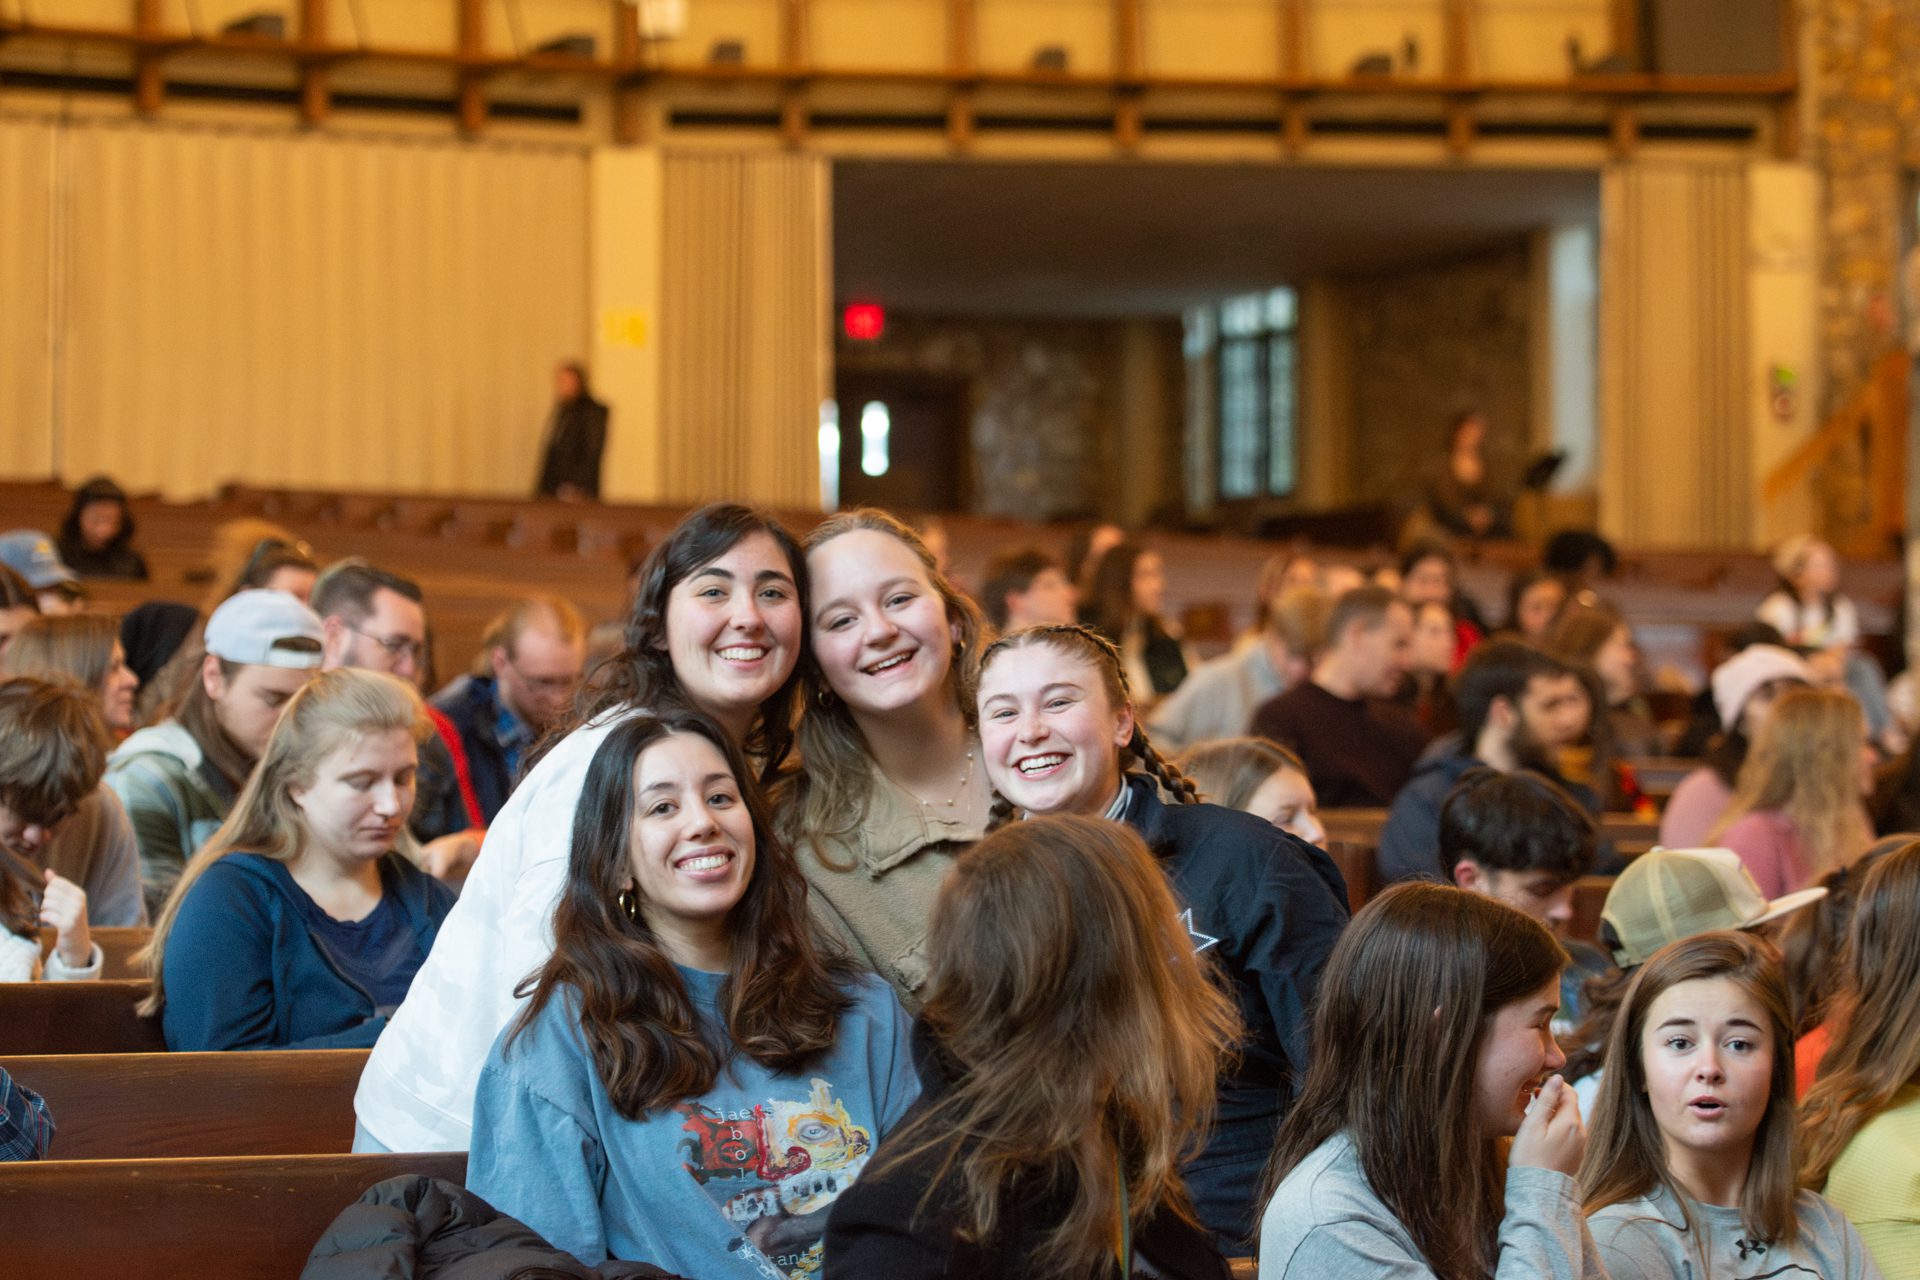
xmin=833 ymin=371 xmax=970 ymax=512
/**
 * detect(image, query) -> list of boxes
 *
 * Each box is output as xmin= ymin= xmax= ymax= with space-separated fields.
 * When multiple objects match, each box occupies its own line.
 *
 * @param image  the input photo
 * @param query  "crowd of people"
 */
xmin=0 ymin=475 xmax=1916 ymax=1279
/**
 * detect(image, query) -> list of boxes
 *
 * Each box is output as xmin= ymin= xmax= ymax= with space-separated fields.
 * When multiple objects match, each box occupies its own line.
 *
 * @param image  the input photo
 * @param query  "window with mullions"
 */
xmin=1186 ymin=287 xmax=1298 ymax=505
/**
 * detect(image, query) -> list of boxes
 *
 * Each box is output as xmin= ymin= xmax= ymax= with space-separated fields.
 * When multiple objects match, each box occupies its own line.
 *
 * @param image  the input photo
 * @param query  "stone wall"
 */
xmin=1343 ymin=242 xmax=1535 ymax=510
xmin=834 ymin=314 xmax=1182 ymax=521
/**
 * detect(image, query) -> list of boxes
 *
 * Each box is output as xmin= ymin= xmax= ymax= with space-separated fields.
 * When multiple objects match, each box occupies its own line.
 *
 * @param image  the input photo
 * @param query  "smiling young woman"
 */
xmin=354 ymin=503 xmax=810 ymax=1155
xmin=467 ymin=710 xmax=916 ymax=1279
xmin=775 ymin=509 xmax=990 ymax=1012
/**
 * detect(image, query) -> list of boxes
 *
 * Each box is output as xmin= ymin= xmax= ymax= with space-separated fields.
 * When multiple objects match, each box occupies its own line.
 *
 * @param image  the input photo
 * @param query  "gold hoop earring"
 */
xmin=615 ymin=886 xmax=639 ymax=922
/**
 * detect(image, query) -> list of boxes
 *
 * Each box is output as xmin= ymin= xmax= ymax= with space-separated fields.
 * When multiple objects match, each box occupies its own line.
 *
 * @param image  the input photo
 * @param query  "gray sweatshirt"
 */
xmin=1258 ymin=1132 xmax=1605 ymax=1279
xmin=1589 ymin=1184 xmax=1883 ymax=1280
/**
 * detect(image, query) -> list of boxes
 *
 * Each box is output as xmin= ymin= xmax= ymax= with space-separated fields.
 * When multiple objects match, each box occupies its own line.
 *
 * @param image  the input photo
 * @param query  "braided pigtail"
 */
xmin=1129 ymin=724 xmax=1200 ymax=806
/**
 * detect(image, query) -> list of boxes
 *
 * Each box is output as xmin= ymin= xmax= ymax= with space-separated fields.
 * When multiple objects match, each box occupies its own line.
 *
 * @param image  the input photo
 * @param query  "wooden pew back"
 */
xmin=38 ymin=927 xmax=152 ymax=980
xmin=0 ymin=980 xmax=165 ymax=1054
xmin=1 ymin=1049 xmax=366 ymax=1159
xmin=0 ymin=1151 xmax=467 ymax=1278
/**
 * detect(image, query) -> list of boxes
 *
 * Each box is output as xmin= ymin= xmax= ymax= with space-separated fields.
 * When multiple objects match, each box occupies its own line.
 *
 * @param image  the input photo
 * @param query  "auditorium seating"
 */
xmin=0 ymin=980 xmax=165 ymax=1055
xmin=0 ymin=1150 xmax=468 ymax=1278
xmin=3 ymin=1049 xmax=365 ymax=1159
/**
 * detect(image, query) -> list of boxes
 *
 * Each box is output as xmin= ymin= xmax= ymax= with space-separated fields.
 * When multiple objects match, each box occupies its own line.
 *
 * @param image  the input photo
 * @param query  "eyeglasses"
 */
xmin=350 ymin=626 xmax=426 ymax=664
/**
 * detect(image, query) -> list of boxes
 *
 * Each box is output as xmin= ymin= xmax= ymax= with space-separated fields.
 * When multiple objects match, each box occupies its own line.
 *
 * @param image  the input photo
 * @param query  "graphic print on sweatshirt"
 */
xmin=677 ymin=1076 xmax=875 ymax=1279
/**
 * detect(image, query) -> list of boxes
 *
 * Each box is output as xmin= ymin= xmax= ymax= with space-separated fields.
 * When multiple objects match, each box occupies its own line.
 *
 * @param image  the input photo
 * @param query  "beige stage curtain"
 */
xmin=6 ymin=118 xmax=588 ymax=500
xmin=0 ymin=118 xmax=58 ymax=479
xmin=658 ymin=151 xmax=828 ymax=510
xmin=1599 ymin=161 xmax=1750 ymax=547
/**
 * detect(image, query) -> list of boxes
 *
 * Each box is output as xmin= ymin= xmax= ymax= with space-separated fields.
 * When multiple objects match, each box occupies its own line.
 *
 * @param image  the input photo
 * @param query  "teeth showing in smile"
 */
xmin=678 ymin=853 xmax=731 ymax=873
xmin=864 ymin=653 xmax=911 ymax=675
xmin=718 ymin=646 xmax=767 ymax=662
xmin=1019 ymin=754 xmax=1067 ymax=774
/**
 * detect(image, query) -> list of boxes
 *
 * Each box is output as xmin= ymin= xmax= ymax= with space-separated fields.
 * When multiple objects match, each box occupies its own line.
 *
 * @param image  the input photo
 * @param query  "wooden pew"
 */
xmin=1 ymin=1050 xmax=366 ymax=1159
xmin=38 ymin=926 xmax=152 ymax=980
xmin=1324 ymin=839 xmax=1377 ymax=916
xmin=0 ymin=980 xmax=165 ymax=1054
xmin=0 ymin=1150 xmax=468 ymax=1278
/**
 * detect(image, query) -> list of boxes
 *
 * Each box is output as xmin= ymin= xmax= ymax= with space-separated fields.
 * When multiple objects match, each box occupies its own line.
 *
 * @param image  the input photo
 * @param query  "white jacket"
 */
xmin=354 ymin=711 xmax=637 ymax=1152
xmin=0 ymin=931 xmax=102 ymax=982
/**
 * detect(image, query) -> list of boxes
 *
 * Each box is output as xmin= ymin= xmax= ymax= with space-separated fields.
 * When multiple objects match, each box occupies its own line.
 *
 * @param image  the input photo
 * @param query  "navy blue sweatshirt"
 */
xmin=1119 ymin=774 xmax=1350 ymax=1250
xmin=161 ymin=851 xmax=454 ymax=1052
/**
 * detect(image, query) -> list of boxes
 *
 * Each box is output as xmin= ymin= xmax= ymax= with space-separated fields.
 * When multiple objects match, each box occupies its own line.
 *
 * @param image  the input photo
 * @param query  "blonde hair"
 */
xmin=2 ymin=613 xmax=118 ymax=696
xmin=1709 ymin=687 xmax=1871 ymax=883
xmin=1799 ymin=840 xmax=1920 ymax=1188
xmin=137 ymin=668 xmax=429 ymax=1011
xmin=780 ymin=509 xmax=986 ymax=866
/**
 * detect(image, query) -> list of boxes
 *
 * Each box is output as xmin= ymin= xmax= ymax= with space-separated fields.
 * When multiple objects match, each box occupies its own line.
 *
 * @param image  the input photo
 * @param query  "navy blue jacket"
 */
xmin=1377 ymin=740 xmax=1600 ymax=886
xmin=429 ymin=675 xmax=520 ymax=824
xmin=161 ymin=851 xmax=454 ymax=1052
xmin=1121 ymin=774 xmax=1350 ymax=1250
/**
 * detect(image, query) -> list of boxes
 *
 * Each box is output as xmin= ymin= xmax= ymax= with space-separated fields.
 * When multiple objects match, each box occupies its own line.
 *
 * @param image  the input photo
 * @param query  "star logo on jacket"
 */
xmin=1180 ymin=909 xmax=1219 ymax=953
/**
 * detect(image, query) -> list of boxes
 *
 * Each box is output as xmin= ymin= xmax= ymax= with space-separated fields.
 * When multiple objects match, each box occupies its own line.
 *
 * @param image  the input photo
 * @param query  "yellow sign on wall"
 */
xmin=601 ymin=308 xmax=649 ymax=349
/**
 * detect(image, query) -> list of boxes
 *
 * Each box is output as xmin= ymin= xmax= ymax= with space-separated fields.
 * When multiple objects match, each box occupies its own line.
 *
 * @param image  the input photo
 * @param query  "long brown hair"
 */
xmin=873 ymin=815 xmax=1240 ymax=1279
xmin=138 ymin=669 xmax=428 ymax=1012
xmin=165 ymin=649 xmax=269 ymax=790
xmin=973 ymin=624 xmax=1199 ymax=832
xmin=781 ymin=509 xmax=986 ymax=864
xmin=1580 ymin=931 xmax=1802 ymax=1247
xmin=1799 ymin=840 xmax=1920 ymax=1188
xmin=1709 ymin=687 xmax=1871 ymax=883
xmin=511 ymin=709 xmax=855 ymax=1115
xmin=3 ymin=613 xmax=118 ymax=693
xmin=1261 ymin=883 xmax=1567 ymax=1279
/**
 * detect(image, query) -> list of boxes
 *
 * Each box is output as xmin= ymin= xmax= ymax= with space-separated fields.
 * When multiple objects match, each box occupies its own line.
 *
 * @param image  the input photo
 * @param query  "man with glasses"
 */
xmin=431 ymin=595 xmax=586 ymax=826
xmin=312 ymin=560 xmax=479 ymax=881
xmin=0 ymin=678 xmax=148 ymax=939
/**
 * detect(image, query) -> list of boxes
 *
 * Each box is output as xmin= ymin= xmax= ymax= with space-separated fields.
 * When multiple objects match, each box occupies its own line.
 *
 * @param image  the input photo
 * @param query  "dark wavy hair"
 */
xmin=510 ymin=709 xmax=855 ymax=1116
xmin=540 ymin=503 xmax=806 ymax=780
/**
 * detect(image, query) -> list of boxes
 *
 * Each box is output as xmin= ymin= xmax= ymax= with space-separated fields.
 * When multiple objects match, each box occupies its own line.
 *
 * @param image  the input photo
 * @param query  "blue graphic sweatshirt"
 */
xmin=468 ymin=967 xmax=919 ymax=1279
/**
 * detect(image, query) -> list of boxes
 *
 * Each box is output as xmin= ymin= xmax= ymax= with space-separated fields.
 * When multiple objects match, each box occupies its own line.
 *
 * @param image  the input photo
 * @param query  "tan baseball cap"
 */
xmin=1601 ymin=847 xmax=1827 ymax=968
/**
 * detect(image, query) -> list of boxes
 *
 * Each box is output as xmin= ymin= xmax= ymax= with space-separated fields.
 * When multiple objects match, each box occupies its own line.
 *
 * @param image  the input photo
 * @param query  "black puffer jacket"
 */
xmin=303 ymin=1176 xmax=689 ymax=1280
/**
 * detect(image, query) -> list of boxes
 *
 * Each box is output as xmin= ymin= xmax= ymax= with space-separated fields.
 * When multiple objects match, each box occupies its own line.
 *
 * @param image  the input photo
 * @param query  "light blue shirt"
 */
xmin=469 ymin=967 xmax=919 ymax=1278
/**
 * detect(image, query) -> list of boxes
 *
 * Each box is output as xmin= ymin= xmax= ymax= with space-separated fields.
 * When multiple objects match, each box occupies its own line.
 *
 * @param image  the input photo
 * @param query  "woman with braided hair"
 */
xmin=973 ymin=623 xmax=1350 ymax=1251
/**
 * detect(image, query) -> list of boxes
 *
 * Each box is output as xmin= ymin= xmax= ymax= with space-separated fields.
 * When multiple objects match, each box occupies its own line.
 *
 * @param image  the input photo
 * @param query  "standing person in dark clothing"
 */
xmin=1250 ymin=586 xmax=1429 ymax=808
xmin=535 ymin=361 xmax=610 ymax=501
xmin=57 ymin=477 xmax=148 ymax=581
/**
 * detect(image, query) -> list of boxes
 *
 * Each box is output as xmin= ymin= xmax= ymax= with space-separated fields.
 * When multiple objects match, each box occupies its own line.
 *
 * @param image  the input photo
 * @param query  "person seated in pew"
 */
xmin=0 ymin=678 xmax=146 ymax=933
xmin=978 ymin=545 xmax=1077 ymax=634
xmin=1149 ymin=579 xmax=1321 ymax=753
xmin=467 ymin=710 xmax=915 ymax=1277
xmin=429 ymin=595 xmax=587 ymax=826
xmin=1177 ymin=736 xmax=1326 ymax=847
xmin=1249 ymin=586 xmax=1430 ymax=809
xmin=1438 ymin=768 xmax=1607 ymax=1026
xmin=56 ymin=476 xmax=149 ymax=582
xmin=1662 ymin=644 xmax=1812 ymax=849
xmin=138 ymin=668 xmax=455 ymax=1051
xmin=1378 ymin=639 xmax=1596 ymax=885
xmin=106 ymin=589 xmax=323 ymax=915
xmin=4 ymin=613 xmax=141 ymax=736
xmin=0 ymin=1064 xmax=53 ymax=1161
xmin=1580 ymin=931 xmax=1880 ymax=1280
xmin=1560 ymin=848 xmax=1826 ymax=1120
xmin=823 ymin=815 xmax=1239 ymax=1279
xmin=0 ymin=530 xmax=85 ymax=616
xmin=1257 ymin=884 xmax=1603 ymax=1279
xmin=311 ymin=559 xmax=479 ymax=883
